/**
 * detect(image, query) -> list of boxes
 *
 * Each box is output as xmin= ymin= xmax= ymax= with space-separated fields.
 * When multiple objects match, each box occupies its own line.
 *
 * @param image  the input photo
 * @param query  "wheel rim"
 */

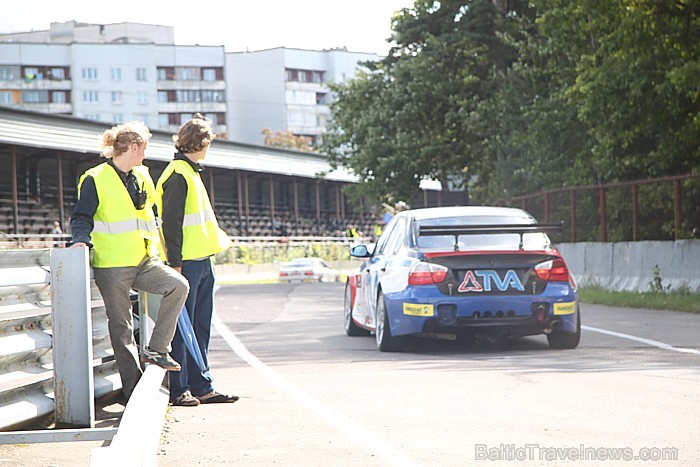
xmin=376 ymin=298 xmax=385 ymax=346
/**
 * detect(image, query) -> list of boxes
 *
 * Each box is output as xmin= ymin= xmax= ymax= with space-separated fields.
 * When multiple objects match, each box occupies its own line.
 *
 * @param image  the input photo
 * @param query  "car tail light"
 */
xmin=280 ymin=272 xmax=287 ymax=277
xmin=408 ymin=262 xmax=448 ymax=285
xmin=534 ymin=258 xmax=570 ymax=282
xmin=305 ymin=271 xmax=313 ymax=276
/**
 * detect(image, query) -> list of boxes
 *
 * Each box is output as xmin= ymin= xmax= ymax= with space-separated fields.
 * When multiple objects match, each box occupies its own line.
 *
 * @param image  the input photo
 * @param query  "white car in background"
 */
xmin=279 ymin=258 xmax=340 ymax=283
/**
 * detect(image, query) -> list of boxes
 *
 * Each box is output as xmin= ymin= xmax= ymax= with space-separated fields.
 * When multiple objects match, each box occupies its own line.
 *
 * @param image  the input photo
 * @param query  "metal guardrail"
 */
xmin=0 ymin=248 xmax=120 ymax=432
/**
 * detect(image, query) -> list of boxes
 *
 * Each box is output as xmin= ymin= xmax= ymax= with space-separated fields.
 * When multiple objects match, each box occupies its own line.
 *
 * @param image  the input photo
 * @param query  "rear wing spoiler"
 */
xmin=418 ymin=222 xmax=564 ymax=251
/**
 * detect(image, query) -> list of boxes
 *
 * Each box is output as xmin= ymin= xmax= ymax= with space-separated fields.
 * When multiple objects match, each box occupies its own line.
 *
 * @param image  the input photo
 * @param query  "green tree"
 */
xmin=323 ymin=0 xmax=525 ymax=204
xmin=323 ymin=0 xmax=700 ymax=205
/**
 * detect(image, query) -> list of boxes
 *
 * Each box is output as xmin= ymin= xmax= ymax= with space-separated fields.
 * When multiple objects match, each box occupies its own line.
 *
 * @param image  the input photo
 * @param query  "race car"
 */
xmin=343 ymin=206 xmax=580 ymax=351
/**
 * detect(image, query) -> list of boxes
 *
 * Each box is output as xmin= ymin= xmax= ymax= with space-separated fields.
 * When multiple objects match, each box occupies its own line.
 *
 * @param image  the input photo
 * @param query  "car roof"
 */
xmin=397 ymin=206 xmax=535 ymax=222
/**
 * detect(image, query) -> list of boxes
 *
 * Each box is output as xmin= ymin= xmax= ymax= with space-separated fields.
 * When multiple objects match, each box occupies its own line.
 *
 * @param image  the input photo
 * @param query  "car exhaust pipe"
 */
xmin=543 ymin=320 xmax=561 ymax=334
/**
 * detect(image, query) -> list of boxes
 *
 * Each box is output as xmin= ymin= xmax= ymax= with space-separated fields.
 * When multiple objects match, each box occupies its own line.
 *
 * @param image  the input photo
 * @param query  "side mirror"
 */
xmin=350 ymin=244 xmax=372 ymax=258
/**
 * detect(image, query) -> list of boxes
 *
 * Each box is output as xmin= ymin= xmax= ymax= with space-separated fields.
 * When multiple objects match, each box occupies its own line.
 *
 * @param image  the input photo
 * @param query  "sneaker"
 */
xmin=171 ymin=390 xmax=200 ymax=407
xmin=141 ymin=346 xmax=181 ymax=371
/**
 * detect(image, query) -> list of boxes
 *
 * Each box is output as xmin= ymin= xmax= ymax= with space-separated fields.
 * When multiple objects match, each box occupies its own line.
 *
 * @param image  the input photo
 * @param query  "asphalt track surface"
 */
xmin=2 ymin=282 xmax=698 ymax=465
xmin=159 ymin=282 xmax=699 ymax=466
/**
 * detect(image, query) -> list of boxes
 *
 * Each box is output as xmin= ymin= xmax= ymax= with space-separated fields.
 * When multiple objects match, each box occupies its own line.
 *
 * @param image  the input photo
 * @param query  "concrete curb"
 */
xmin=89 ymin=365 xmax=168 ymax=466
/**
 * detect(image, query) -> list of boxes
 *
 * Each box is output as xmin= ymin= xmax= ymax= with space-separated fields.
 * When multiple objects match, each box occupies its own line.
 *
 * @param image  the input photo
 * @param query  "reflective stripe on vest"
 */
xmin=82 ymin=163 xmax=160 ymax=267
xmin=156 ymin=159 xmax=232 ymax=261
xmin=182 ymin=210 xmax=216 ymax=228
xmin=93 ymin=218 xmax=158 ymax=235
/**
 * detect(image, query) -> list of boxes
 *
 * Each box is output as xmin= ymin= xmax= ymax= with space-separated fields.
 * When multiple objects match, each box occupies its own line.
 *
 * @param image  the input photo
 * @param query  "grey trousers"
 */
xmin=94 ymin=255 xmax=189 ymax=399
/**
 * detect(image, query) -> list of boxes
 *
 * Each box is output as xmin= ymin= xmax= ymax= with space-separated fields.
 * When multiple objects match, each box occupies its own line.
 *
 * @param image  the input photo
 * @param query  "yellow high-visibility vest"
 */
xmin=156 ymin=159 xmax=232 ymax=261
xmin=80 ymin=163 xmax=159 ymax=268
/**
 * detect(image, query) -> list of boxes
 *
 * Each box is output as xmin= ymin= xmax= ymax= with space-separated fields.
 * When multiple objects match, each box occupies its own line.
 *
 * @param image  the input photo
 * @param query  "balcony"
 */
xmin=157 ymin=102 xmax=226 ymax=113
xmin=156 ymin=80 xmax=226 ymax=91
xmin=0 ymin=79 xmax=73 ymax=91
xmin=15 ymin=103 xmax=73 ymax=113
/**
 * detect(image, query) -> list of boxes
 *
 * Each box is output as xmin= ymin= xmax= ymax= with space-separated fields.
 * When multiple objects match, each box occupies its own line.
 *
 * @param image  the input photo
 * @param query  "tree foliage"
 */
xmin=262 ymin=128 xmax=314 ymax=152
xmin=321 ymin=0 xmax=700 ymax=204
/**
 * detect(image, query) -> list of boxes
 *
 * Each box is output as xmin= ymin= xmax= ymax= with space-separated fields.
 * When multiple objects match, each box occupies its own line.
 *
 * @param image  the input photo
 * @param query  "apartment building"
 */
xmin=0 ymin=21 xmax=380 ymax=145
xmin=0 ymin=21 xmax=227 ymax=136
xmin=226 ymin=47 xmax=380 ymax=145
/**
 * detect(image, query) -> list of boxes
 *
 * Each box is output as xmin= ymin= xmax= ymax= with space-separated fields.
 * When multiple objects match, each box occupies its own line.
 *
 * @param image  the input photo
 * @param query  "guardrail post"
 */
xmin=138 ymin=291 xmax=162 ymax=356
xmin=50 ymin=247 xmax=95 ymax=428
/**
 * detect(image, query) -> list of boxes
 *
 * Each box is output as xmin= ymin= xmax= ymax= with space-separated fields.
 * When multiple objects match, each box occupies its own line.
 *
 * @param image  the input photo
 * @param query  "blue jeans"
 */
xmin=169 ymin=258 xmax=216 ymax=399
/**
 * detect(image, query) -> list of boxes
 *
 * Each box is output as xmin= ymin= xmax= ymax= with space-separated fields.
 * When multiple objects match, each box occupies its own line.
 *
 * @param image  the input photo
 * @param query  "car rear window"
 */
xmin=415 ymin=215 xmax=550 ymax=251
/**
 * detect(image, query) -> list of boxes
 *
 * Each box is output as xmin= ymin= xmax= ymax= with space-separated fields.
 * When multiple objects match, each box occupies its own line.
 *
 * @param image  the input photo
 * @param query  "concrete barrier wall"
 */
xmin=213 ymin=242 xmax=700 ymax=293
xmin=557 ymin=240 xmax=700 ymax=292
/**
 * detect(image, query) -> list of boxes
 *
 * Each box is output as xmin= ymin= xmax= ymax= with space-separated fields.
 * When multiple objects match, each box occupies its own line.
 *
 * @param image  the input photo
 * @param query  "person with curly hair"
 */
xmin=70 ymin=121 xmax=189 ymax=401
xmin=157 ymin=114 xmax=238 ymax=406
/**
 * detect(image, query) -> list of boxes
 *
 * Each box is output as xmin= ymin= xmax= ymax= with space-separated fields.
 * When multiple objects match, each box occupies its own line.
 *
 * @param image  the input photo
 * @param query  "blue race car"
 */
xmin=344 ymin=206 xmax=580 ymax=352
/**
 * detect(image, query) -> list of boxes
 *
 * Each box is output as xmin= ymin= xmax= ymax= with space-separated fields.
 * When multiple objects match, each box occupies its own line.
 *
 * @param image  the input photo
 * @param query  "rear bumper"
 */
xmin=384 ymin=283 xmax=578 ymax=337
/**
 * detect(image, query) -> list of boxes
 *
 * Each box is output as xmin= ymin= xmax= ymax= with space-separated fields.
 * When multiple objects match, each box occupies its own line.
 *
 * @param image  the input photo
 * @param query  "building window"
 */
xmin=0 ymin=91 xmax=12 ymax=104
xmin=83 ymin=114 xmax=100 ymax=121
xmin=135 ymin=114 xmax=149 ymax=125
xmin=176 ymin=67 xmax=199 ymax=81
xmin=0 ymin=66 xmax=19 ymax=80
xmin=157 ymin=67 xmax=175 ymax=81
xmin=23 ymin=90 xmax=48 ymax=103
xmin=157 ymin=91 xmax=168 ymax=103
xmin=52 ymin=91 xmax=66 ymax=103
xmin=50 ymin=68 xmax=66 ymax=80
xmin=285 ymin=68 xmax=323 ymax=83
xmin=82 ymin=68 xmax=98 ymax=80
xmin=83 ymin=91 xmax=99 ymax=103
xmin=111 ymin=91 xmax=123 ymax=104
xmin=201 ymin=90 xmax=224 ymax=102
xmin=136 ymin=68 xmax=147 ymax=81
xmin=202 ymin=69 xmax=216 ymax=81
xmin=113 ymin=113 xmax=124 ymax=123
xmin=285 ymin=69 xmax=298 ymax=82
xmin=158 ymin=114 xmax=169 ymax=127
xmin=137 ymin=91 xmax=148 ymax=105
xmin=176 ymin=90 xmax=201 ymax=103
xmin=111 ymin=68 xmax=122 ymax=81
xmin=24 ymin=67 xmax=40 ymax=80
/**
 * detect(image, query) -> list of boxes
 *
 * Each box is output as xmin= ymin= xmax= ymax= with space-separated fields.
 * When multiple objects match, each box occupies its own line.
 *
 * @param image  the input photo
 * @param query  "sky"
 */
xmin=0 ymin=0 xmax=416 ymax=55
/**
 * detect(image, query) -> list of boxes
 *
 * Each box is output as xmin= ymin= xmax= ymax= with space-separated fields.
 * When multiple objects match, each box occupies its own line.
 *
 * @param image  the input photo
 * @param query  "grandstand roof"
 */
xmin=0 ymin=106 xmax=356 ymax=182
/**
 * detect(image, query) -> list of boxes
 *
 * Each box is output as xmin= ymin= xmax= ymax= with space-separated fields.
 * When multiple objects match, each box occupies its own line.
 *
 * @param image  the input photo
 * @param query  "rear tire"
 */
xmin=547 ymin=305 xmax=581 ymax=349
xmin=344 ymin=283 xmax=369 ymax=336
xmin=375 ymin=291 xmax=407 ymax=352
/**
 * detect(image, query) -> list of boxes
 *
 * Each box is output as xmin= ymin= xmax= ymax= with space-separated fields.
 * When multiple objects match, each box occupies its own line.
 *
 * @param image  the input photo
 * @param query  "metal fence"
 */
xmin=497 ymin=174 xmax=700 ymax=243
xmin=0 ymin=248 xmax=120 ymax=431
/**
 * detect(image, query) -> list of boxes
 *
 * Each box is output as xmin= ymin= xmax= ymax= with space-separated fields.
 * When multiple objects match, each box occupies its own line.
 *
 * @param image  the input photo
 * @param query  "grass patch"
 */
xmin=579 ymin=286 xmax=700 ymax=313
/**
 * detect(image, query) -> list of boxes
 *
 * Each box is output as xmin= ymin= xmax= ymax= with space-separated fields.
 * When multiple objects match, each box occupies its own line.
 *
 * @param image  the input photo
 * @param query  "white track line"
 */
xmin=583 ymin=325 xmax=700 ymax=355
xmin=212 ymin=315 xmax=420 ymax=467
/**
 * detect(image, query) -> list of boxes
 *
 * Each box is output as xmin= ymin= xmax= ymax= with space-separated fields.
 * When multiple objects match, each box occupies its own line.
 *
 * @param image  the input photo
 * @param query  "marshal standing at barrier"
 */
xmin=156 ymin=114 xmax=237 ymax=407
xmin=70 ymin=121 xmax=189 ymax=401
